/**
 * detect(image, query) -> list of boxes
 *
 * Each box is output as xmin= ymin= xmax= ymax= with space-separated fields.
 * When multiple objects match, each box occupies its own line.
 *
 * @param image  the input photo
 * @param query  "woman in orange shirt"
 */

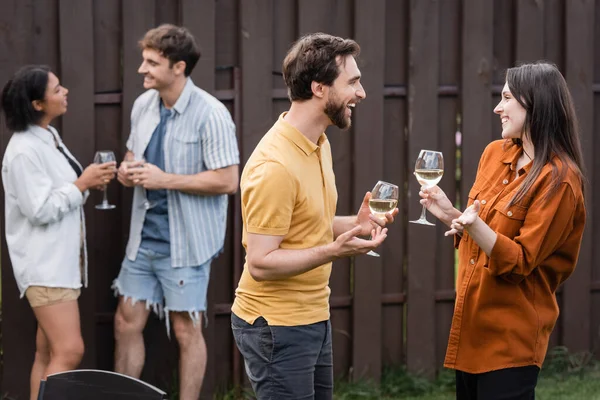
xmin=420 ymin=62 xmax=586 ymax=399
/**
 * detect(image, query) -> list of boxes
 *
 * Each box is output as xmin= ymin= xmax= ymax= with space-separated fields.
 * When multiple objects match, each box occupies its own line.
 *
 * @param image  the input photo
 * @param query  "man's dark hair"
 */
xmin=282 ymin=33 xmax=360 ymax=101
xmin=1 ymin=65 xmax=51 ymax=132
xmin=139 ymin=24 xmax=201 ymax=77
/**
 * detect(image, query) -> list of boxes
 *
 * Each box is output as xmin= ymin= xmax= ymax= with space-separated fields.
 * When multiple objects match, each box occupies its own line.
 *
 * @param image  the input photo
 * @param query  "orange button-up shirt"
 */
xmin=444 ymin=139 xmax=586 ymax=373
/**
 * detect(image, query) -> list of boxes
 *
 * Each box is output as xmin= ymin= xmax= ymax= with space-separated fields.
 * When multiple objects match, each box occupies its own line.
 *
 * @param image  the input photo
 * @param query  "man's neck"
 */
xmin=159 ymin=77 xmax=187 ymax=109
xmin=284 ymin=101 xmax=331 ymax=144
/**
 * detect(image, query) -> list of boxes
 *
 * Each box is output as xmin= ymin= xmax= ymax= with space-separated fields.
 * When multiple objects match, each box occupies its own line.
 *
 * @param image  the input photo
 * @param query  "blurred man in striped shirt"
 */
xmin=113 ymin=24 xmax=239 ymax=400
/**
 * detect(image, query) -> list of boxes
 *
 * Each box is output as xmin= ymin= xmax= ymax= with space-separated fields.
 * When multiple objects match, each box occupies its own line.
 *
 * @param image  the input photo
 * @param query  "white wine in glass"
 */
xmin=410 ymin=149 xmax=443 ymax=226
xmin=367 ymin=180 xmax=399 ymax=257
xmin=94 ymin=150 xmax=117 ymax=210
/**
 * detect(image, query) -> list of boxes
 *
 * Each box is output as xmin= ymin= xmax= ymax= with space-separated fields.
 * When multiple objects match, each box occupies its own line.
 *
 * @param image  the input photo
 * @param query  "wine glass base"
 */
xmin=96 ymin=204 xmax=116 ymax=210
xmin=409 ymin=218 xmax=435 ymax=226
xmin=143 ymin=202 xmax=156 ymax=210
xmin=366 ymin=250 xmax=380 ymax=257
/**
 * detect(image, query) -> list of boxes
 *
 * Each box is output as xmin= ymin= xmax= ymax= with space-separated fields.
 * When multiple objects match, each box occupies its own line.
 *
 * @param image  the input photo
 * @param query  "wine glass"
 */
xmin=132 ymin=155 xmax=156 ymax=210
xmin=94 ymin=150 xmax=117 ymax=210
xmin=366 ymin=181 xmax=399 ymax=257
xmin=409 ymin=150 xmax=444 ymax=226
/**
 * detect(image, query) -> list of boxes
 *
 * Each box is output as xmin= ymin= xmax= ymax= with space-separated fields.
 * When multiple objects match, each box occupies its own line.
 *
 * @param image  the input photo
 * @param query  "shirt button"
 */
xmin=470 ymin=259 xmax=475 ymax=265
xmin=507 ymin=211 xmax=513 ymax=217
xmin=503 ymin=179 xmax=509 ymax=185
xmin=481 ymin=200 xmax=486 ymax=205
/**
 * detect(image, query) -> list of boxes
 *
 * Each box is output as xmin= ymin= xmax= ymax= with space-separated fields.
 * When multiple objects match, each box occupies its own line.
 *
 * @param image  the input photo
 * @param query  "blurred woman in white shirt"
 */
xmin=1 ymin=65 xmax=116 ymax=400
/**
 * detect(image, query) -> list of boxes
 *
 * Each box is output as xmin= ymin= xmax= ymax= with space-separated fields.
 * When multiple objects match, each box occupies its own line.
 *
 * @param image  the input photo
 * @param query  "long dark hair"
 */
xmin=1 ymin=65 xmax=51 ymax=132
xmin=506 ymin=62 xmax=585 ymax=206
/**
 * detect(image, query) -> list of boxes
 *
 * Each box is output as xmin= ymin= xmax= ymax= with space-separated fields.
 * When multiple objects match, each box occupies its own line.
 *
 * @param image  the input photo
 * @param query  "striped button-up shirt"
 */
xmin=125 ymin=78 xmax=239 ymax=267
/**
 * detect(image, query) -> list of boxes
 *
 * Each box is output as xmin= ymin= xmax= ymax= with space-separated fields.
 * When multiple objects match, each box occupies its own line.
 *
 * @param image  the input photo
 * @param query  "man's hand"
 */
xmin=355 ymin=191 xmax=399 ymax=236
xmin=129 ymin=163 xmax=170 ymax=190
xmin=117 ymin=160 xmax=143 ymax=187
xmin=331 ymin=224 xmax=388 ymax=258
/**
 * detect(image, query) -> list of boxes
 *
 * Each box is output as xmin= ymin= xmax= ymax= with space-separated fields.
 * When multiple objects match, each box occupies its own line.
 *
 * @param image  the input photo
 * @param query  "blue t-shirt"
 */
xmin=140 ymin=101 xmax=171 ymax=255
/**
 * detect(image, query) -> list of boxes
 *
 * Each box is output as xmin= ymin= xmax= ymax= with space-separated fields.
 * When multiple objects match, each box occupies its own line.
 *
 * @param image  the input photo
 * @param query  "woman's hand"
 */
xmin=419 ymin=185 xmax=461 ymax=227
xmin=445 ymin=200 xmax=481 ymax=236
xmin=74 ymin=161 xmax=117 ymax=192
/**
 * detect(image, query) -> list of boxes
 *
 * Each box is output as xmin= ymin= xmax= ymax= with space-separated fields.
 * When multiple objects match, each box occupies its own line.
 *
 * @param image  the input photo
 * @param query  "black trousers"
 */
xmin=456 ymin=366 xmax=540 ymax=400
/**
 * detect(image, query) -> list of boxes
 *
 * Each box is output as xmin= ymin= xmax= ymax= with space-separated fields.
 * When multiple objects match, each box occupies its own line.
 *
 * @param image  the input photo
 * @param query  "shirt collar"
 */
xmin=172 ymin=77 xmax=194 ymax=115
xmin=501 ymin=139 xmax=533 ymax=174
xmin=276 ymin=112 xmax=327 ymax=156
xmin=29 ymin=124 xmax=57 ymax=146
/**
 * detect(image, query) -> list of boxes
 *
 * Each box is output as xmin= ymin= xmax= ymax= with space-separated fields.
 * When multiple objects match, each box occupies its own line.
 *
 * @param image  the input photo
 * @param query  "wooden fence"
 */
xmin=0 ymin=0 xmax=598 ymax=398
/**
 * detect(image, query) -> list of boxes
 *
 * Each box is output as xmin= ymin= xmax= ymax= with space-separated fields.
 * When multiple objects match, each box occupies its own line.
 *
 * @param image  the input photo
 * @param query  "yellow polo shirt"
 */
xmin=231 ymin=113 xmax=338 ymax=326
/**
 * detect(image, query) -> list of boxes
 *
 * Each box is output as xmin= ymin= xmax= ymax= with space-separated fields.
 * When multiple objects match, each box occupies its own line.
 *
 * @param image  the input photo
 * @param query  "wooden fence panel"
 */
xmin=59 ymin=0 xmax=97 ymax=370
xmin=563 ymin=0 xmax=595 ymax=354
xmin=351 ymin=0 xmax=386 ymax=382
xmin=2 ymin=1 xmax=600 ymax=397
xmin=0 ymin=2 xmax=37 ymax=397
xmin=461 ymin=0 xmax=494 ymax=200
xmin=381 ymin=0 xmax=409 ymax=369
xmin=406 ymin=0 xmax=440 ymax=377
xmin=435 ymin=0 xmax=461 ymax=369
xmin=516 ymin=0 xmax=545 ymax=64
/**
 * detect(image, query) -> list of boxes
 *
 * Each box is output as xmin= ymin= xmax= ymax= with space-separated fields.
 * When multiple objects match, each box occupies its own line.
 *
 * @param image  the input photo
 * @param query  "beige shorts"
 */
xmin=25 ymin=286 xmax=81 ymax=308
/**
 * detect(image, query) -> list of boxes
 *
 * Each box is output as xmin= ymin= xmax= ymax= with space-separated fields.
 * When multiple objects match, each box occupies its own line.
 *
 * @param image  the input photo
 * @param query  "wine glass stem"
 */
xmin=102 ymin=185 xmax=109 ymax=204
xmin=419 ymin=204 xmax=428 ymax=220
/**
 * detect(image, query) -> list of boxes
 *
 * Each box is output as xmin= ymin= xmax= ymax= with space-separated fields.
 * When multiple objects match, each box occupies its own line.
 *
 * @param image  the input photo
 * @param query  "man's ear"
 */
xmin=311 ymin=81 xmax=326 ymax=99
xmin=173 ymin=60 xmax=187 ymax=76
xmin=32 ymin=99 xmax=44 ymax=112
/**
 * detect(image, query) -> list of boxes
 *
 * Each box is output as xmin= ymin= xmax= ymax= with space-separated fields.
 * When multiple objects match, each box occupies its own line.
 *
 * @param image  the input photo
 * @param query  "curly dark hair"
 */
xmin=282 ymin=33 xmax=360 ymax=101
xmin=1 ymin=65 xmax=51 ymax=132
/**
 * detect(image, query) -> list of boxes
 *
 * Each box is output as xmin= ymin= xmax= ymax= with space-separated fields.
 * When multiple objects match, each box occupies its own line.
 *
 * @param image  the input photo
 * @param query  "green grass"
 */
xmin=215 ymin=347 xmax=600 ymax=400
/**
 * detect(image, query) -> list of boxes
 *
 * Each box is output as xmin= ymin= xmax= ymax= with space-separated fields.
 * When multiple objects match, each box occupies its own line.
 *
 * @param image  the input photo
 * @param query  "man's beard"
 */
xmin=325 ymin=97 xmax=351 ymax=130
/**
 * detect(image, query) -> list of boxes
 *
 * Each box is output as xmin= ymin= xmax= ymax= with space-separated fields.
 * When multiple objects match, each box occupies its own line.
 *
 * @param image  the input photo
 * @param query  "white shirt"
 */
xmin=2 ymin=124 xmax=88 ymax=297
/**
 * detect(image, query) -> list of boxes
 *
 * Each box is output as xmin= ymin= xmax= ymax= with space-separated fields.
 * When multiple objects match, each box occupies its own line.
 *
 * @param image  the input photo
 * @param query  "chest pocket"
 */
xmin=171 ymin=130 xmax=200 ymax=174
xmin=492 ymin=201 xmax=528 ymax=239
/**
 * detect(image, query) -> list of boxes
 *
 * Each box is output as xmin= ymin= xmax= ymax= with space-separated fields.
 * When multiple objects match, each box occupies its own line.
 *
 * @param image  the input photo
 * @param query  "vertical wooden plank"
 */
xmin=562 ymin=0 xmax=594 ymax=354
xmin=239 ymin=0 xmax=272 ymax=388
xmin=297 ymin=0 xmax=354 ymax=378
xmin=461 ymin=0 xmax=493 ymax=197
xmin=381 ymin=0 xmax=409 ymax=369
xmin=155 ymin=0 xmax=179 ymax=25
xmin=436 ymin=0 xmax=461 ymax=370
xmin=592 ymin=0 xmax=600 ymax=362
xmin=181 ymin=0 xmax=215 ymax=92
xmin=240 ymin=0 xmax=273 ymax=163
xmin=0 ymin=2 xmax=35 ymax=397
xmin=406 ymin=0 xmax=439 ymax=377
xmin=59 ymin=0 xmax=96 ymax=369
xmin=492 ymin=0 xmax=515 ymax=85
xmin=352 ymin=0 xmax=385 ymax=382
xmin=544 ymin=0 xmax=565 ymax=70
xmin=215 ymin=0 xmax=239 ymax=90
xmin=516 ymin=0 xmax=545 ymax=64
xmin=180 ymin=1 xmax=218 ymax=396
xmin=92 ymin=0 xmax=123 ymax=373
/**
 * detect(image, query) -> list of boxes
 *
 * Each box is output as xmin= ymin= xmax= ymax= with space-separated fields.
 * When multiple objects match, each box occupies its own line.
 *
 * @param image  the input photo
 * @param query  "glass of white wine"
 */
xmin=367 ymin=180 xmax=399 ymax=257
xmin=94 ymin=150 xmax=117 ymax=210
xmin=409 ymin=149 xmax=443 ymax=226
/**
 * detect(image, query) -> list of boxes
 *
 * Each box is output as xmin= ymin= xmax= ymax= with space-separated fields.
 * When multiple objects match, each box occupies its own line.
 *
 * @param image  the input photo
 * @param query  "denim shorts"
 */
xmin=231 ymin=313 xmax=333 ymax=400
xmin=112 ymin=246 xmax=211 ymax=334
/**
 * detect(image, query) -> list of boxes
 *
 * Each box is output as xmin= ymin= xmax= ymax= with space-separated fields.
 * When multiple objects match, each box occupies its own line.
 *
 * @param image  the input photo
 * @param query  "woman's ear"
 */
xmin=31 ymin=99 xmax=44 ymax=112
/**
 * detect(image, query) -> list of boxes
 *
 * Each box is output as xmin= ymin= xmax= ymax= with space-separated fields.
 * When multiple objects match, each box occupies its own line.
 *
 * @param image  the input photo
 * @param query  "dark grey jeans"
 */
xmin=231 ymin=313 xmax=333 ymax=400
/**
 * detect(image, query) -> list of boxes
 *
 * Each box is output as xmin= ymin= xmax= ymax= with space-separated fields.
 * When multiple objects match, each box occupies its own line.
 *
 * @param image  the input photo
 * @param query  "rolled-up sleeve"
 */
xmin=201 ymin=106 xmax=240 ymax=170
xmin=9 ymin=153 xmax=82 ymax=226
xmin=486 ymin=183 xmax=578 ymax=281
